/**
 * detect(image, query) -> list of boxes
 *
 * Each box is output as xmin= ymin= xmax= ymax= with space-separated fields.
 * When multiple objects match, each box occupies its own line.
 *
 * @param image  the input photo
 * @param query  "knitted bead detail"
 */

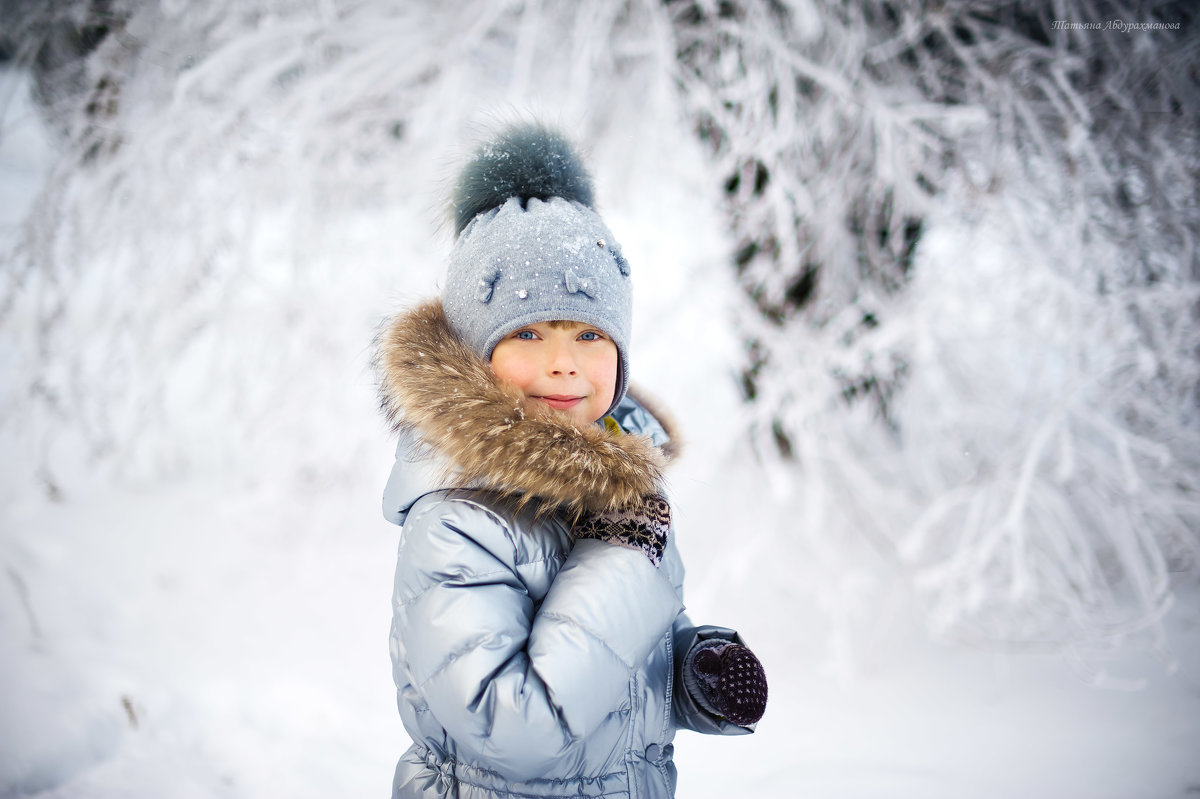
xmin=686 ymin=641 xmax=768 ymax=726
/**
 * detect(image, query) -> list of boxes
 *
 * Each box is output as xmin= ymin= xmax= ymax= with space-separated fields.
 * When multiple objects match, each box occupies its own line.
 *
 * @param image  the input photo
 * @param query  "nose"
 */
xmin=547 ymin=339 xmax=578 ymax=376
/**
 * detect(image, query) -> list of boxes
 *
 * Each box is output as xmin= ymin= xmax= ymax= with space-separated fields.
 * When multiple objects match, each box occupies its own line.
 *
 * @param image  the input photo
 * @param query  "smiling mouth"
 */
xmin=534 ymin=395 xmax=584 ymax=409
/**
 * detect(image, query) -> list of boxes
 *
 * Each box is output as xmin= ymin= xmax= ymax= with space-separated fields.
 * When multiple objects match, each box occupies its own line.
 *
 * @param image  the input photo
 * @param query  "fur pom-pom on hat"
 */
xmin=442 ymin=124 xmax=634 ymax=417
xmin=452 ymin=125 xmax=596 ymax=236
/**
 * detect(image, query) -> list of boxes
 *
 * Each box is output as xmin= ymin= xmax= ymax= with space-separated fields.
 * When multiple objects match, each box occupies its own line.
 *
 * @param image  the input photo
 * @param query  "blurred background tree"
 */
xmin=2 ymin=0 xmax=1197 ymax=670
xmin=667 ymin=0 xmax=1199 ymax=667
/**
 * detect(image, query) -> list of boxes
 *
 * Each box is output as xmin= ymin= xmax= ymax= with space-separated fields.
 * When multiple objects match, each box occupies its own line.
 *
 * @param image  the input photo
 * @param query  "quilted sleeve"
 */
xmin=391 ymin=494 xmax=684 ymax=780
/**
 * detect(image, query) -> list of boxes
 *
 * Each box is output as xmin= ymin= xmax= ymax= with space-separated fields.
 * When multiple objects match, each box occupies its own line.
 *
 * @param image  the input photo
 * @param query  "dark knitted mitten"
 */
xmin=684 ymin=640 xmax=768 ymax=726
xmin=572 ymin=494 xmax=671 ymax=567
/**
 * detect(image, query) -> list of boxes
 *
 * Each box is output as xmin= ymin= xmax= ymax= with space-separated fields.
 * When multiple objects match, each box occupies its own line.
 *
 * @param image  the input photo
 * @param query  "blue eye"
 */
xmin=516 ymin=330 xmax=536 ymax=340
xmin=579 ymin=331 xmax=600 ymax=341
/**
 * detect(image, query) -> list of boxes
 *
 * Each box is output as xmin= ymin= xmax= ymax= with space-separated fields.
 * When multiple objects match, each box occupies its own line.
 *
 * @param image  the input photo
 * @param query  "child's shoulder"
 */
xmin=397 ymin=488 xmax=571 ymax=597
xmin=611 ymin=388 xmax=681 ymax=461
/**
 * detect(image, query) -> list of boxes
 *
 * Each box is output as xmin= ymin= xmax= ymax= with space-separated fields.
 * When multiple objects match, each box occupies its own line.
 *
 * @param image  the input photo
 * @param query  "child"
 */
xmin=375 ymin=124 xmax=767 ymax=798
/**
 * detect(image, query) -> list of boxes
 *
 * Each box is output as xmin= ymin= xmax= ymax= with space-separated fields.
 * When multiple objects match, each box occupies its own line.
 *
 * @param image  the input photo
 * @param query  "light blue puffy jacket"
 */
xmin=376 ymin=302 xmax=751 ymax=799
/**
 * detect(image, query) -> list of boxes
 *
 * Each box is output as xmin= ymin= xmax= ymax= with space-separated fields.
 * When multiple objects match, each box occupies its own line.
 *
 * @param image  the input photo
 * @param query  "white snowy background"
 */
xmin=1 ymin=2 xmax=1198 ymax=797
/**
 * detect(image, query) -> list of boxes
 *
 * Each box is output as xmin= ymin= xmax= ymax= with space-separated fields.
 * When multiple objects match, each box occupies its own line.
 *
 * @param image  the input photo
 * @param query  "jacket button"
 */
xmin=645 ymin=743 xmax=662 ymax=761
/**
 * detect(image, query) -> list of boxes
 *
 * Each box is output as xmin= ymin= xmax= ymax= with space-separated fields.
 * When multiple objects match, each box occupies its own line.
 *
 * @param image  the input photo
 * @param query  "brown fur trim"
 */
xmin=374 ymin=299 xmax=672 ymax=515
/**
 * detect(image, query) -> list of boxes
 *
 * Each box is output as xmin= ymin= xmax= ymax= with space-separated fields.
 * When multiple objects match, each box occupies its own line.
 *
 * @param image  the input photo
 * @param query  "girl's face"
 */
xmin=490 ymin=320 xmax=618 ymax=425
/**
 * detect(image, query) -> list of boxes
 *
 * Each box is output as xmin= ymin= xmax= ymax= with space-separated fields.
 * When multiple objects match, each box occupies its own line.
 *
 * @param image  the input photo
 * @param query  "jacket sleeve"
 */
xmin=392 ymin=494 xmax=684 ymax=780
xmin=659 ymin=536 xmax=755 ymax=736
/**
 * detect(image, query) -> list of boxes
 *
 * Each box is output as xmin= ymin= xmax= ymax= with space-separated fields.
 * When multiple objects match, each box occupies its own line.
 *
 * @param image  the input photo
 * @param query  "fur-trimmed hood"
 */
xmin=374 ymin=299 xmax=679 ymax=515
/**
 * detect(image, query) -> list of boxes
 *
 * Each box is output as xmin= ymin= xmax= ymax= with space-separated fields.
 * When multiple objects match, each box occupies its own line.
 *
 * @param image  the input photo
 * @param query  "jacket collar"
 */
xmin=375 ymin=299 xmax=670 ymax=515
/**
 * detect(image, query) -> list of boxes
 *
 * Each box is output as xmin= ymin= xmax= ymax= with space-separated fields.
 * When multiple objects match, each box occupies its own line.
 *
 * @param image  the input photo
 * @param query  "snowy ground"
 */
xmin=3 ymin=30 xmax=1200 ymax=799
xmin=3 ymin=465 xmax=1199 ymax=798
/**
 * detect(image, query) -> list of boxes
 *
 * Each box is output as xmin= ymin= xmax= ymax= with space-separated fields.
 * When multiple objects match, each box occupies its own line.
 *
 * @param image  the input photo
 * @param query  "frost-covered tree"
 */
xmin=0 ymin=0 xmax=682 ymax=495
xmin=669 ymin=0 xmax=1200 ymax=667
xmin=3 ymin=0 xmax=1197 ymax=670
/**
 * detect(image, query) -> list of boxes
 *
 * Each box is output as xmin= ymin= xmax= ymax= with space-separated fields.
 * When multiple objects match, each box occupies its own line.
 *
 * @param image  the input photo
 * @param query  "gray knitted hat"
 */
xmin=443 ymin=125 xmax=633 ymax=415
